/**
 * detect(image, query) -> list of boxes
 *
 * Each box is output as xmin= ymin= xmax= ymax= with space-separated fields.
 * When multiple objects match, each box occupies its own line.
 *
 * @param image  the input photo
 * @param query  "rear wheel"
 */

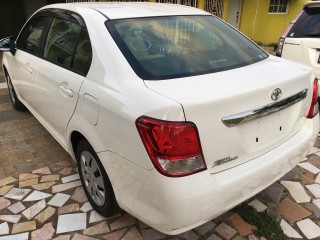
xmin=4 ymin=71 xmax=26 ymax=111
xmin=76 ymin=139 xmax=115 ymax=217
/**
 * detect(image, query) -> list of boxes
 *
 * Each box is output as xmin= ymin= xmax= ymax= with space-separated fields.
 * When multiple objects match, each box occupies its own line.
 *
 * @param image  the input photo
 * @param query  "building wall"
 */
xmin=239 ymin=0 xmax=306 ymax=44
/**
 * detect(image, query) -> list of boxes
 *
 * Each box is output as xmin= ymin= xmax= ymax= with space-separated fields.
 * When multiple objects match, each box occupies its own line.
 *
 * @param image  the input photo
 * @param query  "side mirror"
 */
xmin=0 ymin=37 xmax=16 ymax=56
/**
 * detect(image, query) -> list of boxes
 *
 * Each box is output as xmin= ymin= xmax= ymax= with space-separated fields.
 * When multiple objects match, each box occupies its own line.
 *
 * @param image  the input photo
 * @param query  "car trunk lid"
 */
xmin=144 ymin=57 xmax=313 ymax=173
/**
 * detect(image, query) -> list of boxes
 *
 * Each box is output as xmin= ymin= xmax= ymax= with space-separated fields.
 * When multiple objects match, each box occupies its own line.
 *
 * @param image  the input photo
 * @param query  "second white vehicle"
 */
xmin=0 ymin=2 xmax=319 ymax=235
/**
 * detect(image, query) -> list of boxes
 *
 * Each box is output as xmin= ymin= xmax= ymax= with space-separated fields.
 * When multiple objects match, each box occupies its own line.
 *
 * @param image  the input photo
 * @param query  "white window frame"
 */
xmin=268 ymin=0 xmax=289 ymax=15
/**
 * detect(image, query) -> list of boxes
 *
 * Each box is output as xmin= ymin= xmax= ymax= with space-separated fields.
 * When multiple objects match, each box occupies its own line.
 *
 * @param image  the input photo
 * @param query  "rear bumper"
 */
xmin=98 ymin=116 xmax=319 ymax=235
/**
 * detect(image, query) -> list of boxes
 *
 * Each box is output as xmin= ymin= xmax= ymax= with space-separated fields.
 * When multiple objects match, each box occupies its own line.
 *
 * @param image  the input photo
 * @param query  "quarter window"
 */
xmin=72 ymin=29 xmax=92 ymax=75
xmin=268 ymin=0 xmax=289 ymax=14
xmin=17 ymin=16 xmax=51 ymax=55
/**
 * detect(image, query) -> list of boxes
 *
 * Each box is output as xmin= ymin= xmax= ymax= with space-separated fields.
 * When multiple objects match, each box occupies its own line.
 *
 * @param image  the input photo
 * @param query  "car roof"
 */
xmin=305 ymin=1 xmax=320 ymax=9
xmin=41 ymin=2 xmax=210 ymax=20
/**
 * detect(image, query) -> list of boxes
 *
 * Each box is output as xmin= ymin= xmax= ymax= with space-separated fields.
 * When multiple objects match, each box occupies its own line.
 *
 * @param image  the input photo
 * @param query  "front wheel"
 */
xmin=4 ymin=71 xmax=26 ymax=111
xmin=76 ymin=139 xmax=115 ymax=217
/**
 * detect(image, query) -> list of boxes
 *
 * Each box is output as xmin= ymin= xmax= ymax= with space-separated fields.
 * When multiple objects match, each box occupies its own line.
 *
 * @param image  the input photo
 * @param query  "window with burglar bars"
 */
xmin=156 ymin=0 xmax=197 ymax=7
xmin=268 ymin=0 xmax=289 ymax=14
xmin=204 ymin=0 xmax=224 ymax=19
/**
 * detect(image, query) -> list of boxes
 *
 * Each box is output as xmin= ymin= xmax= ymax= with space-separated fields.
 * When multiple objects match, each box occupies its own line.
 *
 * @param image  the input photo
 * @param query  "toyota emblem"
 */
xmin=271 ymin=88 xmax=282 ymax=101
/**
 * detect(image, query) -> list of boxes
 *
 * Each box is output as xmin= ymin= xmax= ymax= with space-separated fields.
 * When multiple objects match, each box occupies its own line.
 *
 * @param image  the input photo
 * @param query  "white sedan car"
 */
xmin=0 ymin=2 xmax=318 ymax=235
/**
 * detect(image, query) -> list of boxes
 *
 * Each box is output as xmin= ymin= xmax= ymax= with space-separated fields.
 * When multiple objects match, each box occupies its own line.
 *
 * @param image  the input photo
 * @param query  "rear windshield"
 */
xmin=288 ymin=8 xmax=320 ymax=38
xmin=106 ymin=15 xmax=268 ymax=80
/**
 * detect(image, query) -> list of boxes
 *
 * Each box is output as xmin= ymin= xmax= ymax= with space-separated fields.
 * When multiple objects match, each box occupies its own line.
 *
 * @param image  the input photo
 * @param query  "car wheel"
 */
xmin=4 ymin=71 xmax=26 ymax=111
xmin=76 ymin=139 xmax=115 ymax=217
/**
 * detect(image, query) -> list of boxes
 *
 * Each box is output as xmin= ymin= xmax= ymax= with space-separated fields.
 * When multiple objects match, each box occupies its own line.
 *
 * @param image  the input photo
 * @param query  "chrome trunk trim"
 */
xmin=222 ymin=89 xmax=308 ymax=127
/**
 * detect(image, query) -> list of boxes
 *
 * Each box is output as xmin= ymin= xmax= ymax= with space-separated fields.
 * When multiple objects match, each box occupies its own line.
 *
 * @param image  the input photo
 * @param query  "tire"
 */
xmin=76 ymin=139 xmax=115 ymax=217
xmin=4 ymin=71 xmax=26 ymax=111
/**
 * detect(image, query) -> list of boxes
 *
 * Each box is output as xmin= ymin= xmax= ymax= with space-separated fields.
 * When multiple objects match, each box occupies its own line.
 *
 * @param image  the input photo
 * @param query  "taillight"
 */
xmin=136 ymin=116 xmax=207 ymax=177
xmin=307 ymin=78 xmax=319 ymax=118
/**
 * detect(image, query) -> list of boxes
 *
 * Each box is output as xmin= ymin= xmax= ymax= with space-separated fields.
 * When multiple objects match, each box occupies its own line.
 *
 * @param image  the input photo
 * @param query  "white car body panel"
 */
xmin=282 ymin=38 xmax=320 ymax=79
xmin=1 ymin=2 xmax=319 ymax=235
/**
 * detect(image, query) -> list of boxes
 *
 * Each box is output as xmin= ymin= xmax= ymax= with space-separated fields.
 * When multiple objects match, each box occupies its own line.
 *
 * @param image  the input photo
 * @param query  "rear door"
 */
xmin=282 ymin=5 xmax=320 ymax=78
xmin=30 ymin=14 xmax=92 ymax=148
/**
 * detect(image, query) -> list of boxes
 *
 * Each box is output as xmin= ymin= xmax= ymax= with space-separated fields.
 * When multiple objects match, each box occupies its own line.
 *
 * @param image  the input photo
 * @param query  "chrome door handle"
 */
xmin=25 ymin=65 xmax=33 ymax=73
xmin=59 ymin=85 xmax=73 ymax=97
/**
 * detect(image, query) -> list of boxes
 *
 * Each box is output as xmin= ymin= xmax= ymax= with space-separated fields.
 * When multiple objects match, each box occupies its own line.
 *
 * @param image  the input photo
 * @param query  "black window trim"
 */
xmin=16 ymin=8 xmax=92 ymax=77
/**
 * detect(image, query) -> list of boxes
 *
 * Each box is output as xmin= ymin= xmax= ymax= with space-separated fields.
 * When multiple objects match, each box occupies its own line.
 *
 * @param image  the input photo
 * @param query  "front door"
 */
xmin=227 ymin=0 xmax=242 ymax=29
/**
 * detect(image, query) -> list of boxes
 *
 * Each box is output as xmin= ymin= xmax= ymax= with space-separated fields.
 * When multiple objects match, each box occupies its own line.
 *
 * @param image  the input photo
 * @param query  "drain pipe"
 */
xmin=252 ymin=0 xmax=260 ymax=40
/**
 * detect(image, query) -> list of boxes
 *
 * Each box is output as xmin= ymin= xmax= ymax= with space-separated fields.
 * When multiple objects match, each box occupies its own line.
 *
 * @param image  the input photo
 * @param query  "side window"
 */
xmin=17 ymin=16 xmax=51 ymax=55
xmin=43 ymin=18 xmax=81 ymax=68
xmin=72 ymin=28 xmax=92 ymax=75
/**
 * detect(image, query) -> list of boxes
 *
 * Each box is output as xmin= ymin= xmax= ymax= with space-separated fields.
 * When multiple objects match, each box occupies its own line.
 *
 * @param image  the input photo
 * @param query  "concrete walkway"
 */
xmin=1 ymin=58 xmax=320 ymax=239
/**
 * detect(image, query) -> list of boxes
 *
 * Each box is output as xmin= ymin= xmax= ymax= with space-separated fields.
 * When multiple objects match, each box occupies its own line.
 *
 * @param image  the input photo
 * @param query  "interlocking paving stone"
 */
xmin=52 ymin=180 xmax=82 ymax=193
xmin=0 ymin=185 xmax=13 ymax=196
xmin=89 ymin=210 xmax=106 ymax=224
xmin=297 ymin=218 xmax=320 ymax=239
xmin=30 ymin=222 xmax=55 ymax=240
xmin=307 ymin=155 xmax=320 ymax=168
xmin=229 ymin=213 xmax=257 ymax=236
xmin=0 ymin=222 xmax=9 ymax=235
xmin=0 ymin=215 xmax=21 ymax=223
xmin=276 ymin=198 xmax=312 ymax=222
xmin=71 ymin=233 xmax=97 ymax=240
xmin=214 ymin=223 xmax=237 ymax=240
xmin=195 ymin=221 xmax=216 ymax=235
xmin=40 ymin=174 xmax=60 ymax=183
xmin=299 ymin=162 xmax=320 ymax=174
xmin=5 ymin=188 xmax=31 ymax=201
xmin=248 ymin=199 xmax=268 ymax=212
xmin=141 ymin=228 xmax=166 ymax=240
xmin=22 ymin=199 xmax=46 ymax=220
xmin=306 ymin=184 xmax=320 ymax=198
xmin=280 ymin=219 xmax=302 ymax=238
xmin=122 ymin=227 xmax=143 ymax=240
xmin=58 ymin=203 xmax=80 ymax=215
xmin=32 ymin=166 xmax=51 ymax=175
xmin=52 ymin=234 xmax=71 ymax=240
xmin=18 ymin=173 xmax=39 ymax=182
xmin=59 ymin=167 xmax=73 ymax=175
xmin=301 ymin=171 xmax=315 ymax=185
xmin=110 ymin=213 xmax=137 ymax=230
xmin=12 ymin=220 xmax=36 ymax=234
xmin=0 ymin=232 xmax=29 ymax=240
xmin=256 ymin=182 xmax=284 ymax=205
xmin=305 ymin=202 xmax=320 ymax=218
xmin=48 ymin=193 xmax=70 ymax=207
xmin=207 ymin=233 xmax=223 ymax=240
xmin=71 ymin=187 xmax=87 ymax=203
xmin=56 ymin=213 xmax=86 ymax=234
xmin=80 ymin=202 xmax=93 ymax=212
xmin=102 ymin=229 xmax=126 ymax=239
xmin=308 ymin=147 xmax=320 ymax=155
xmin=32 ymin=181 xmax=56 ymax=191
xmin=7 ymin=202 xmax=26 ymax=214
xmin=23 ymin=190 xmax=52 ymax=202
xmin=0 ymin=176 xmax=17 ymax=188
xmin=34 ymin=206 xmax=56 ymax=223
xmin=83 ymin=221 xmax=110 ymax=235
xmin=61 ymin=174 xmax=80 ymax=183
xmin=281 ymin=181 xmax=311 ymax=203
xmin=19 ymin=178 xmax=38 ymax=188
xmin=0 ymin=197 xmax=11 ymax=210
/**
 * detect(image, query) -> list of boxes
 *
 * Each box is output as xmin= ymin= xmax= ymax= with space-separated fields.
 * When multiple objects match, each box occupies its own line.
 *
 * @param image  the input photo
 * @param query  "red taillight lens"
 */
xmin=307 ymin=78 xmax=319 ymax=118
xmin=136 ymin=116 xmax=206 ymax=177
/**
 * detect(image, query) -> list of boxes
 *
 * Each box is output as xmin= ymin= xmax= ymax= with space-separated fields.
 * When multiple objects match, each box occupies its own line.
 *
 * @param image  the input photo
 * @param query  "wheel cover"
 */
xmin=80 ymin=151 xmax=106 ymax=206
xmin=6 ymin=75 xmax=16 ymax=105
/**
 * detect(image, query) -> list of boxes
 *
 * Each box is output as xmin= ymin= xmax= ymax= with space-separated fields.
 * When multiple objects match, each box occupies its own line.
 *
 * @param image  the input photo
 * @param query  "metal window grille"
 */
xmin=156 ymin=0 xmax=197 ymax=7
xmin=268 ymin=0 xmax=289 ymax=14
xmin=204 ymin=0 xmax=224 ymax=19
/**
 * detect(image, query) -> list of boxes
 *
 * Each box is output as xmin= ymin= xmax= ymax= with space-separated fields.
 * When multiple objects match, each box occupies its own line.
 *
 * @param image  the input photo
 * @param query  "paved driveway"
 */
xmin=1 ymin=62 xmax=320 ymax=239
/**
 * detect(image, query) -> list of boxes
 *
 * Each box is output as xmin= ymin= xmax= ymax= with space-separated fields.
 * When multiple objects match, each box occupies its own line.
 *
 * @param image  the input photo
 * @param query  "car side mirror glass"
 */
xmin=0 ymin=37 xmax=16 ymax=56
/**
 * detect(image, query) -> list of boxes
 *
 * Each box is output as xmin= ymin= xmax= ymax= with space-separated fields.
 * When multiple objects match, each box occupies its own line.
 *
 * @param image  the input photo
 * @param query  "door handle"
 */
xmin=25 ymin=64 xmax=33 ymax=73
xmin=59 ymin=85 xmax=73 ymax=97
